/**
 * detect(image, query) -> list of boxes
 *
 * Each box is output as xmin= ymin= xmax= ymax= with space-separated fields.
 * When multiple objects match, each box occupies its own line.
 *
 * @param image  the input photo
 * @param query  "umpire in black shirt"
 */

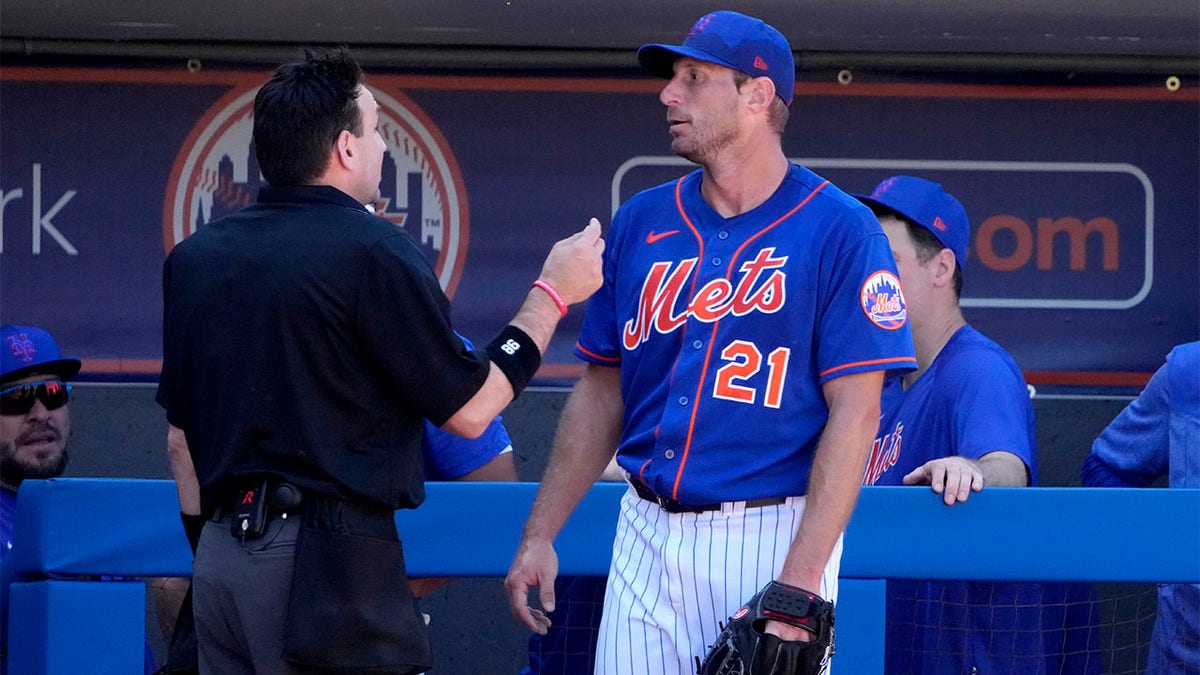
xmin=157 ymin=47 xmax=603 ymax=674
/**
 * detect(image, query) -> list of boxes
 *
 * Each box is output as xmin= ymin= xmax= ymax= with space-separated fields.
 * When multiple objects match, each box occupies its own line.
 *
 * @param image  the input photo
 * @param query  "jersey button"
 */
xmin=678 ymin=396 xmax=689 ymax=405
xmin=711 ymin=257 xmax=721 ymax=266
xmin=692 ymin=339 xmax=703 ymax=349
xmin=718 ymin=231 xmax=729 ymax=240
xmin=664 ymin=449 xmax=675 ymax=459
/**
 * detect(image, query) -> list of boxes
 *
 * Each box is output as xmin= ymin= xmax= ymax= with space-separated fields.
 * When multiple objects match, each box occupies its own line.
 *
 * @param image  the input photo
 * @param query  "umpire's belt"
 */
xmin=630 ymin=479 xmax=787 ymax=514
xmin=211 ymin=479 xmax=304 ymax=521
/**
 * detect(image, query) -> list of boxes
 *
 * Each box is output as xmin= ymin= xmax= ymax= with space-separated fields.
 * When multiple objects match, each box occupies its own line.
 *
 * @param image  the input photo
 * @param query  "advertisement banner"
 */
xmin=1 ymin=67 xmax=1196 ymax=384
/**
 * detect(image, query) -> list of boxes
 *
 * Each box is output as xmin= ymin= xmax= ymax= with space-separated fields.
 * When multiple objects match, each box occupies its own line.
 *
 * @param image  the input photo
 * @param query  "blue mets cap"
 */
xmin=855 ymin=176 xmax=970 ymax=270
xmin=638 ymin=11 xmax=795 ymax=105
xmin=1 ymin=324 xmax=81 ymax=383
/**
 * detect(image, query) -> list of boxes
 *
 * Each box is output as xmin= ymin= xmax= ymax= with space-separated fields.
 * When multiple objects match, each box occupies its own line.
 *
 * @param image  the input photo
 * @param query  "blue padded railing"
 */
xmin=5 ymin=479 xmax=1199 ymax=673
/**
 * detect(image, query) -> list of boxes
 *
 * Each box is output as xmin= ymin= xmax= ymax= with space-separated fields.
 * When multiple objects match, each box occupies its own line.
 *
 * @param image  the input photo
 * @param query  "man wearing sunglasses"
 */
xmin=0 ymin=324 xmax=81 ymax=669
xmin=0 ymin=323 xmax=80 ymax=557
xmin=1 ymin=325 xmax=186 ymax=675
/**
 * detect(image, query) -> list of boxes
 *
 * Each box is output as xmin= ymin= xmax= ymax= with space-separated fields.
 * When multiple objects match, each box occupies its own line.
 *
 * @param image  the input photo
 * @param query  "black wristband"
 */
xmin=485 ymin=325 xmax=542 ymax=398
xmin=181 ymin=511 xmax=206 ymax=554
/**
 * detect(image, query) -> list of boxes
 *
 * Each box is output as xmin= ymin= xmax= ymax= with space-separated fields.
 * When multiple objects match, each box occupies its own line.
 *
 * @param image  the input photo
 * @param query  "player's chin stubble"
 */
xmin=670 ymin=117 xmax=738 ymax=167
xmin=0 ymin=433 xmax=71 ymax=486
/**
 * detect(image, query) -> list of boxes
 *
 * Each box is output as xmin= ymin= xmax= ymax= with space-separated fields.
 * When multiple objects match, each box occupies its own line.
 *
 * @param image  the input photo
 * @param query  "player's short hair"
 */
xmin=904 ymin=216 xmax=964 ymax=298
xmin=732 ymin=70 xmax=789 ymax=135
xmin=870 ymin=207 xmax=964 ymax=298
xmin=253 ymin=47 xmax=365 ymax=187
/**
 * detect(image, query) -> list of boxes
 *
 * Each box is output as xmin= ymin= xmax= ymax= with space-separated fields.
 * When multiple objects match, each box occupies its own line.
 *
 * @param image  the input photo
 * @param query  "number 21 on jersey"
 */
xmin=713 ymin=340 xmax=790 ymax=409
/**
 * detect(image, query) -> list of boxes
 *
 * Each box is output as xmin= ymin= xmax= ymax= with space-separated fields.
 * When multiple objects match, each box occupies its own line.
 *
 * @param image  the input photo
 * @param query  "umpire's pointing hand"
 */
xmin=538 ymin=218 xmax=605 ymax=306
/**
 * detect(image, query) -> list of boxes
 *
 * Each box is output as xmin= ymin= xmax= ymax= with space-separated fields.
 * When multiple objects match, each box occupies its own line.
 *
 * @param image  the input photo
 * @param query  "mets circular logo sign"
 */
xmin=861 ymin=270 xmax=907 ymax=330
xmin=162 ymin=85 xmax=470 ymax=297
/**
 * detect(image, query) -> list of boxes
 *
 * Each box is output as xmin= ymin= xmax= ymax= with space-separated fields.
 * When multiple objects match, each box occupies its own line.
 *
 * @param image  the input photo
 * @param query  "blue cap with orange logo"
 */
xmin=855 ymin=176 xmax=970 ymax=270
xmin=1 ymin=324 xmax=81 ymax=384
xmin=637 ymin=11 xmax=795 ymax=105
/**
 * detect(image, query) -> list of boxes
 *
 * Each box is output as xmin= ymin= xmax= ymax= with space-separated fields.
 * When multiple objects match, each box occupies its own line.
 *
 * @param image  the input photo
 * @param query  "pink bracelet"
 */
xmin=532 ymin=279 xmax=569 ymax=318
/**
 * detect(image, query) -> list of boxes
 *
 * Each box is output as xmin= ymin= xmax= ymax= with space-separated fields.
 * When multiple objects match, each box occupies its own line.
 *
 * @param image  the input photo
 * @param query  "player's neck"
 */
xmin=905 ymin=309 xmax=967 ymax=387
xmin=699 ymin=145 xmax=789 ymax=218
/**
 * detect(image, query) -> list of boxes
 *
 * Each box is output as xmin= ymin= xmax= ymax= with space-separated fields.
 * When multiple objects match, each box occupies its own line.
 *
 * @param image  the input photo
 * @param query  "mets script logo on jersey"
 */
xmin=623 ymin=248 xmax=787 ymax=350
xmin=863 ymin=421 xmax=902 ymax=485
xmin=162 ymin=85 xmax=470 ymax=296
xmin=860 ymin=270 xmax=907 ymax=330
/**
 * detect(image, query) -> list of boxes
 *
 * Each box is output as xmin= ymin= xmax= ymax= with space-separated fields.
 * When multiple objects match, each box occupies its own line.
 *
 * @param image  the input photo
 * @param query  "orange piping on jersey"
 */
xmin=672 ymin=322 xmax=724 ymax=500
xmin=641 ymin=177 xmax=708 ymax=500
xmin=623 ymin=177 xmax=708 ymax=493
xmin=673 ymin=176 xmax=707 ymax=304
xmin=670 ymin=180 xmax=831 ymax=501
xmin=575 ymin=342 xmax=621 ymax=364
xmin=723 ymin=181 xmax=831 ymax=275
xmin=660 ymin=175 xmax=715 ymax=500
xmin=820 ymin=356 xmax=918 ymax=378
xmin=636 ymin=459 xmax=652 ymax=485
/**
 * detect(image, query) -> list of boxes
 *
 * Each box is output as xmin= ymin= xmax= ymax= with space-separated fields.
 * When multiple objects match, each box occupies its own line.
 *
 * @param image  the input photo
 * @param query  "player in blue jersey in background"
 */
xmin=1083 ymin=340 xmax=1200 ymax=674
xmin=1 ymin=325 xmax=83 ymax=669
xmin=856 ymin=177 xmax=1034 ymax=502
xmin=856 ymin=176 xmax=1102 ymax=674
xmin=0 ymin=324 xmax=168 ymax=674
xmin=409 ymin=334 xmax=520 ymax=599
xmin=507 ymin=12 xmax=917 ymax=674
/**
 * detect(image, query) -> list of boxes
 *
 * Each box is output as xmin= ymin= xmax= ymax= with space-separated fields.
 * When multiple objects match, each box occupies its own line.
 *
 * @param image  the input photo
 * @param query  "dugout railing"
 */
xmin=4 ymin=478 xmax=1198 ymax=673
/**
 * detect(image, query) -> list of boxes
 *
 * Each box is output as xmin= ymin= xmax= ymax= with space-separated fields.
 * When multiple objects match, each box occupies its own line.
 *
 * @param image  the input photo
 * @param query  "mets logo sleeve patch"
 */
xmin=861 ymin=270 xmax=907 ymax=330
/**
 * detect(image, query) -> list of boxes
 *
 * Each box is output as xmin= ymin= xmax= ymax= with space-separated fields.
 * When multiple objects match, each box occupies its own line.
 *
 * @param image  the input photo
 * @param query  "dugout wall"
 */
xmin=6 ymin=478 xmax=1198 ymax=673
xmin=19 ymin=384 xmax=1180 ymax=672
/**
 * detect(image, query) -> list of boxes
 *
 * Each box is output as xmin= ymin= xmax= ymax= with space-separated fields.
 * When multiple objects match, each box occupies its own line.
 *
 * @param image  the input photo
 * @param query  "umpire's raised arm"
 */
xmin=155 ymin=47 xmax=604 ymax=673
xmin=440 ymin=218 xmax=604 ymax=438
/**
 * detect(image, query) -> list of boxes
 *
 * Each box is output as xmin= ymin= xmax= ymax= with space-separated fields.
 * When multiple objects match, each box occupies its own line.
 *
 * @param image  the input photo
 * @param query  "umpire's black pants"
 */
xmin=192 ymin=514 xmax=303 ymax=675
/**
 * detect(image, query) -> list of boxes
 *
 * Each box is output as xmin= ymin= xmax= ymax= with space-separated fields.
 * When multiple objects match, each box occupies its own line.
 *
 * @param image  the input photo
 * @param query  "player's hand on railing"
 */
xmin=903 ymin=456 xmax=984 ymax=505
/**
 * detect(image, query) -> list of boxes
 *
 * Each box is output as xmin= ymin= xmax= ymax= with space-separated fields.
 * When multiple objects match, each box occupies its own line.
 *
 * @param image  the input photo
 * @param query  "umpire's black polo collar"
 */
xmin=257 ymin=184 xmax=370 ymax=214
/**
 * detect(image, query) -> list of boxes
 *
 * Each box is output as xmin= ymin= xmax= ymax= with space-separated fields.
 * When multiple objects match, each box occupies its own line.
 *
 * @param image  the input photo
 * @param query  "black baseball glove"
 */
xmin=696 ymin=580 xmax=835 ymax=675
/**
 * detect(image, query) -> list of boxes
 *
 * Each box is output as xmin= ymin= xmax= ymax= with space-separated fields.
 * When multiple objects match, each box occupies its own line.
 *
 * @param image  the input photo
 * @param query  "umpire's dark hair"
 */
xmin=253 ymin=47 xmax=365 ymax=187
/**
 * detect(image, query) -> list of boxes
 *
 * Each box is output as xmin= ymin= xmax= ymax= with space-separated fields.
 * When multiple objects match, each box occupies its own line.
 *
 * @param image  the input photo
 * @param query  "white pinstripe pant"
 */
xmin=595 ymin=486 xmax=840 ymax=675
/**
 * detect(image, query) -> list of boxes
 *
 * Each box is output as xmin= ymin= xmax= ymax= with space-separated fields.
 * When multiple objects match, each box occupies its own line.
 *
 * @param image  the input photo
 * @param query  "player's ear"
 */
xmin=746 ymin=76 xmax=774 ymax=111
xmin=932 ymin=248 xmax=957 ymax=287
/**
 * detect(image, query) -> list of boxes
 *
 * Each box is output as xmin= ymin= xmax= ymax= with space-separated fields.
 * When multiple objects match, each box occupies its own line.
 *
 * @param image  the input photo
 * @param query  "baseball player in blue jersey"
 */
xmin=857 ymin=176 xmax=1102 ymax=674
xmin=505 ymin=12 xmax=917 ymax=674
xmin=1083 ymin=340 xmax=1200 ymax=674
xmin=856 ymin=176 xmax=1036 ymax=499
xmin=421 ymin=334 xmax=517 ymax=483
xmin=410 ymin=336 xmax=519 ymax=601
xmin=411 ymin=338 xmax=519 ymax=600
